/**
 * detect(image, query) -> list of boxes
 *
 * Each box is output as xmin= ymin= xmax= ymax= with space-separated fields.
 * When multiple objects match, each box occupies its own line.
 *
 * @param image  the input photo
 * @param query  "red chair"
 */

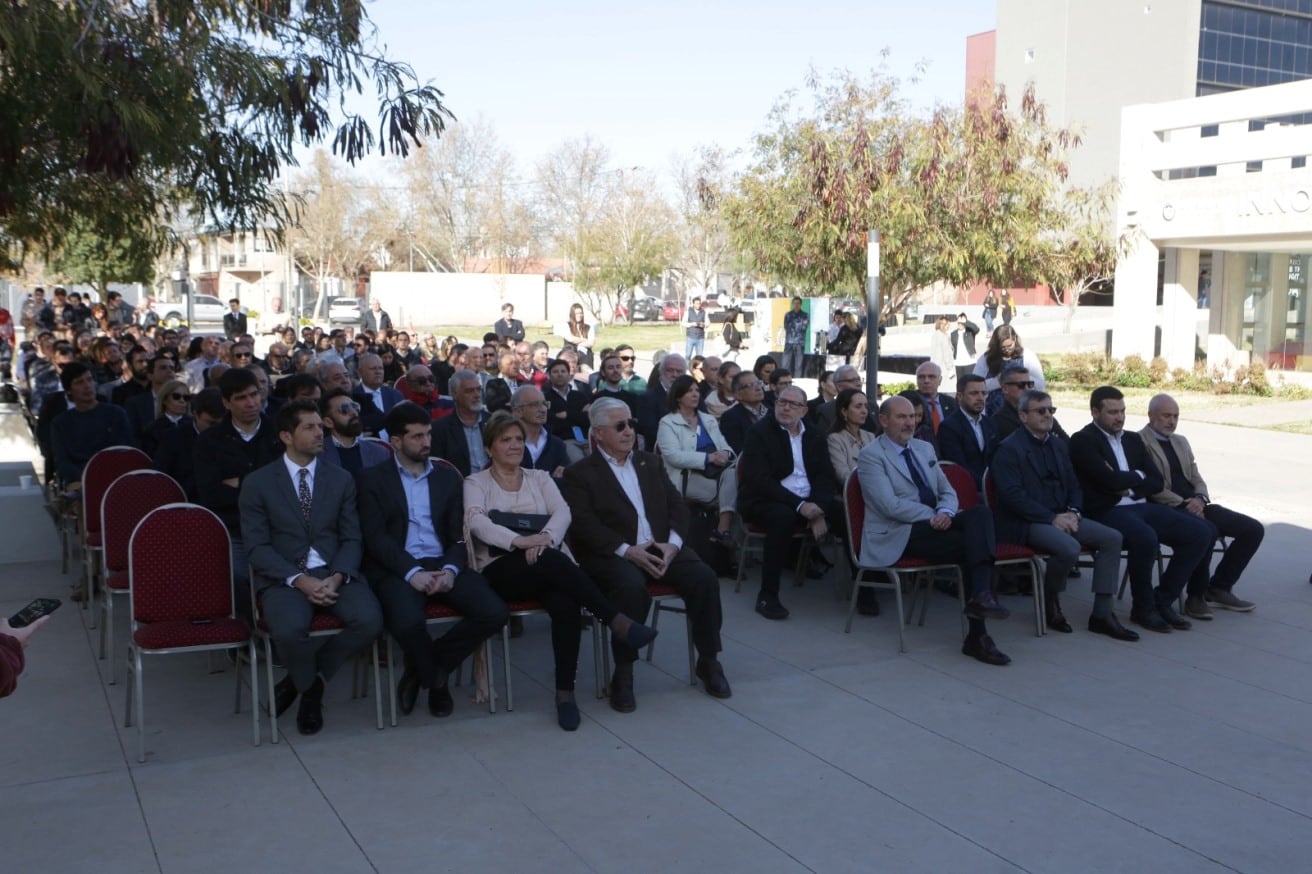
xmin=98 ymin=470 xmax=187 ymax=683
xmin=942 ymin=462 xmax=1046 ymax=637
xmin=381 ymin=601 xmax=497 ymax=724
xmin=594 ymin=582 xmax=696 ymax=700
xmin=124 ymin=504 xmax=257 ymax=763
xmin=842 ymin=470 xmax=964 ymax=652
xmin=80 ymin=446 xmax=151 ymax=618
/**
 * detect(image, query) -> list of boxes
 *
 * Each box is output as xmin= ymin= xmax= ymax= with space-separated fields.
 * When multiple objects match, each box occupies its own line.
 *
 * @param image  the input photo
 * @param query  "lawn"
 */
xmin=418 ymin=323 xmax=691 ymax=354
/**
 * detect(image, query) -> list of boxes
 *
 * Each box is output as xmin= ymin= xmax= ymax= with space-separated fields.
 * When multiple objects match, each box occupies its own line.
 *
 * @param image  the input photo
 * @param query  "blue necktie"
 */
xmin=902 ymin=448 xmax=937 ymax=509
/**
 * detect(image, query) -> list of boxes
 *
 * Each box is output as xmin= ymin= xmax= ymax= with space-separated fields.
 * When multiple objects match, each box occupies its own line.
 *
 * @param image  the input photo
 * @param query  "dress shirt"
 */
xmin=602 ymin=451 xmax=683 ymax=557
xmin=363 ymin=384 xmax=384 ymax=412
xmin=395 ymin=459 xmax=458 ymax=581
xmin=1097 ymin=425 xmax=1146 ymax=506
xmin=779 ymin=422 xmax=812 ymax=502
xmin=281 ymin=455 xmax=326 ymax=584
xmin=462 ymin=417 xmax=488 ymax=471
xmin=525 ymin=426 xmax=548 ymax=465
xmin=965 ymin=411 xmax=985 ymax=450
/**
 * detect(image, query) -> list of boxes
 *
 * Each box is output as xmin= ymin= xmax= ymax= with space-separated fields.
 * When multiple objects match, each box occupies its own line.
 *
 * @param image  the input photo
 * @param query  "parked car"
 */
xmin=328 ymin=296 xmax=363 ymax=325
xmin=161 ymin=294 xmax=235 ymax=326
xmin=660 ymin=300 xmax=684 ymax=321
xmin=614 ymin=295 xmax=661 ymax=322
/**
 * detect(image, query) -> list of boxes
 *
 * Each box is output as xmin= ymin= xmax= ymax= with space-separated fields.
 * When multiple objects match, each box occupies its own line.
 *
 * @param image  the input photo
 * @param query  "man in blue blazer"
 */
xmin=936 ymin=374 xmax=993 ymax=488
xmin=990 ymin=389 xmax=1135 ymax=640
xmin=240 ymin=400 xmax=384 ymax=735
xmin=1068 ymin=386 xmax=1212 ymax=634
xmin=351 ymin=353 xmax=403 ymax=436
xmin=857 ymin=396 xmax=1011 ymax=665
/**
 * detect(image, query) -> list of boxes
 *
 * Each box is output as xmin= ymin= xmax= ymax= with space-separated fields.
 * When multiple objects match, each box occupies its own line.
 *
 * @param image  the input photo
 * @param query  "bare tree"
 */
xmin=668 ymin=147 xmax=737 ymax=303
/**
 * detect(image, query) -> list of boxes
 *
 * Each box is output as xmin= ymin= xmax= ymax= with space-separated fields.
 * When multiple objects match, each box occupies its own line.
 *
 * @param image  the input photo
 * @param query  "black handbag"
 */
xmin=486 ymin=511 xmax=551 ymax=557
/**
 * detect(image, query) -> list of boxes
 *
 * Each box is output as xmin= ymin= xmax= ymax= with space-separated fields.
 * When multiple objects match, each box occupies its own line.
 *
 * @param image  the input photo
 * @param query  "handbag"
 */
xmin=486 ymin=510 xmax=551 ymax=557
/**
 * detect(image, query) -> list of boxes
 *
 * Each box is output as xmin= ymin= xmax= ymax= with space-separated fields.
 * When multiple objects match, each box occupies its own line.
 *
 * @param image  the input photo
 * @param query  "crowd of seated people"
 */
xmin=19 ymin=307 xmax=1266 ymax=723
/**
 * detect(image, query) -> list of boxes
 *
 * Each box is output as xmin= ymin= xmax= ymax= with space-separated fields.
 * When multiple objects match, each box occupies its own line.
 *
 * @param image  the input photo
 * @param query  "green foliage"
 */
xmin=50 ymin=216 xmax=156 ymax=295
xmin=1278 ymin=382 xmax=1312 ymax=400
xmin=1048 ymin=354 xmax=1283 ymax=397
xmin=882 ymin=380 xmax=915 ymax=397
xmin=0 ymin=0 xmax=454 ymax=269
xmin=1114 ymin=354 xmax=1153 ymax=388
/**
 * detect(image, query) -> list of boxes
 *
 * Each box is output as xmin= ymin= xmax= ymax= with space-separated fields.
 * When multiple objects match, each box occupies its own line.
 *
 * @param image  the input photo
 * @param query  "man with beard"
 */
xmin=318 ymin=388 xmax=390 ymax=474
xmin=109 ymin=344 xmax=151 ymax=406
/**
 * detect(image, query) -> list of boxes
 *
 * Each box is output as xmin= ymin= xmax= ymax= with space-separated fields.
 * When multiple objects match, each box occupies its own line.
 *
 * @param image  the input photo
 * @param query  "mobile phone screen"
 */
xmin=8 ymin=597 xmax=61 ymax=628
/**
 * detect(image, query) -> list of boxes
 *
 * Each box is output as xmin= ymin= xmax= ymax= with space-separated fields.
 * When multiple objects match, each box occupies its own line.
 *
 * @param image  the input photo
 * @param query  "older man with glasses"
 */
xmin=718 ymin=369 xmax=772 ymax=454
xmin=561 ymin=397 xmax=731 ymax=711
xmin=988 ymin=361 xmax=1068 ymax=454
xmin=814 ymin=365 xmax=880 ymax=434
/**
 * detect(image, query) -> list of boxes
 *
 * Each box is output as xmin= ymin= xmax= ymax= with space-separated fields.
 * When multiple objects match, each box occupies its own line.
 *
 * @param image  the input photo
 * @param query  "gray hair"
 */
xmin=1147 ymin=393 xmax=1176 ymax=416
xmin=915 ymin=361 xmax=942 ymax=378
xmin=317 ymin=360 xmax=347 ymax=382
xmin=448 ymin=368 xmax=479 ymax=393
xmin=511 ymin=384 xmax=542 ymax=407
xmin=778 ymin=384 xmax=807 ymax=405
xmin=1018 ymin=389 xmax=1051 ymax=413
xmin=834 ymin=364 xmax=860 ymax=382
xmin=588 ymin=396 xmax=630 ymax=428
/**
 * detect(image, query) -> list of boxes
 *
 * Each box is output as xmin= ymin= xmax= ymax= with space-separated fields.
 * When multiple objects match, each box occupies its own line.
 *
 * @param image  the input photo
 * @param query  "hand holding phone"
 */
xmin=8 ymin=598 xmax=61 ymax=629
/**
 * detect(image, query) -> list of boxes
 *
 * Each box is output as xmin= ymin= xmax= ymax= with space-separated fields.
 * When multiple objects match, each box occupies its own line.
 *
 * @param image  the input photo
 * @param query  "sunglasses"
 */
xmin=335 ymin=402 xmax=361 ymax=414
xmin=608 ymin=418 xmax=640 ymax=433
xmin=619 ymin=355 xmax=634 ymax=362
xmin=1006 ymin=380 xmax=1036 ymax=389
xmin=233 ymin=351 xmax=252 ymax=359
xmin=1023 ymin=405 xmax=1057 ymax=415
xmin=167 ymin=392 xmax=190 ymax=402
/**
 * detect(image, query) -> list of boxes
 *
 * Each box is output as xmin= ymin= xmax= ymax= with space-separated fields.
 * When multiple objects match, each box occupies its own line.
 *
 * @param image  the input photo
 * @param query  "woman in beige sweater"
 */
xmin=464 ymin=411 xmax=656 ymax=731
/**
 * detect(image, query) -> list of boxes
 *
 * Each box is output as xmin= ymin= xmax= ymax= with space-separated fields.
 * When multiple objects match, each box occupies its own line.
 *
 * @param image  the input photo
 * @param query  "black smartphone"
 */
xmin=8 ymin=597 xmax=61 ymax=628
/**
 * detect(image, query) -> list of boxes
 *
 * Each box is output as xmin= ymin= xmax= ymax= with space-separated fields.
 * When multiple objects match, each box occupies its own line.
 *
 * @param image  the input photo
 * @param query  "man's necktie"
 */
xmin=902 ymin=448 xmax=938 ymax=508
xmin=297 ymin=468 xmax=312 ymax=571
xmin=930 ymin=399 xmax=942 ymax=433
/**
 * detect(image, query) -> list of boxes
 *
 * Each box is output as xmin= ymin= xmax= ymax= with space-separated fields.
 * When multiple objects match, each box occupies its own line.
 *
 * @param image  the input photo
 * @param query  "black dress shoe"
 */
xmin=1088 ymin=613 xmax=1140 ymax=642
xmin=296 ymin=677 xmax=324 ymax=735
xmin=556 ymin=699 xmax=581 ymax=732
xmin=609 ymin=669 xmax=636 ymax=713
xmin=695 ymin=658 xmax=732 ymax=699
xmin=1130 ymin=608 xmax=1172 ymax=633
xmin=396 ymin=669 xmax=420 ymax=716
xmin=622 ymin=621 xmax=659 ymax=650
xmin=856 ymin=589 xmax=880 ymax=616
xmin=755 ymin=595 xmax=790 ymax=620
xmin=1157 ymin=602 xmax=1192 ymax=630
xmin=962 ymin=634 xmax=1011 ymax=666
xmin=1046 ymin=609 xmax=1073 ymax=633
xmin=965 ymin=592 xmax=1011 ymax=620
xmin=428 ymin=682 xmax=454 ymax=718
xmin=273 ymin=675 xmax=298 ymax=717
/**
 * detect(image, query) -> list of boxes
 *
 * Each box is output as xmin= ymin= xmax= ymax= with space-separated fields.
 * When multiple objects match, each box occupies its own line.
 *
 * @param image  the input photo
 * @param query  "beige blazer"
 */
xmin=463 ymin=468 xmax=573 ymax=571
xmin=827 ymin=428 xmax=877 ymax=487
xmin=1138 ymin=426 xmax=1209 ymax=506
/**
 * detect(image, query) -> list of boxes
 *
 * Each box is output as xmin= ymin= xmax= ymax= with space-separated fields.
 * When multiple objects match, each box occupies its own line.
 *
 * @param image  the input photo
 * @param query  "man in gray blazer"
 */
xmin=856 ymin=396 xmax=1010 ymax=666
xmin=240 ymin=399 xmax=384 ymax=735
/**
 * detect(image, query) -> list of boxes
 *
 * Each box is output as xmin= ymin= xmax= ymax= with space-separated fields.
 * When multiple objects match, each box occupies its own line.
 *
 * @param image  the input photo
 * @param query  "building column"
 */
xmin=1208 ymin=252 xmax=1247 ymax=369
xmin=1160 ymin=247 xmax=1199 ymax=369
xmin=1111 ymin=235 xmax=1159 ymax=361
xmin=1255 ymin=254 xmax=1291 ymax=369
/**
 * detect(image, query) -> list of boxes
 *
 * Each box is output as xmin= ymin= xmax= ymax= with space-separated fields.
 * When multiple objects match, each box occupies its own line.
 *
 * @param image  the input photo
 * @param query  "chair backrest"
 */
xmin=101 ymin=470 xmax=187 ymax=574
xmin=981 ymin=467 xmax=998 ymax=511
xmin=129 ymin=504 xmax=233 ymax=624
xmin=83 ymin=446 xmax=151 ymax=535
xmin=940 ymin=461 xmax=980 ymax=510
xmin=843 ymin=469 xmax=865 ymax=566
xmin=360 ymin=435 xmax=395 ymax=456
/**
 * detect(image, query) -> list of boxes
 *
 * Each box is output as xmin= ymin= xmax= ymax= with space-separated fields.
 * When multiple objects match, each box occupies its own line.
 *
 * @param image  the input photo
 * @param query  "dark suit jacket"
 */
xmin=319 ymin=437 xmax=391 ymax=471
xmin=494 ymin=318 xmax=525 ymax=344
xmin=123 ymin=390 xmax=158 ymax=442
xmin=110 ymin=379 xmax=149 ymax=408
xmin=152 ymin=417 xmax=203 ymax=501
xmin=989 ymin=402 xmax=1068 ymax=457
xmin=989 ymin=428 xmax=1082 ymax=544
xmin=521 ymin=431 xmax=570 ymax=477
xmin=483 ymin=376 xmax=517 ymax=414
xmin=194 ymin=414 xmax=284 ymax=534
xmin=432 ymin=410 xmax=488 ymax=477
xmin=240 ymin=457 xmax=364 ymax=592
xmin=1068 ymin=422 xmax=1162 ymax=519
xmin=719 ymin=403 xmax=767 ymax=454
xmin=737 ymin=416 xmax=836 ymax=522
xmin=223 ymin=311 xmax=248 ymax=339
xmin=561 ymin=450 xmax=687 ymax=561
xmin=361 ymin=309 xmax=392 ymax=334
xmin=635 ymin=383 xmax=668 ymax=450
xmin=545 ymin=385 xmax=590 ymax=439
xmin=356 ymin=459 xmax=468 ymax=586
xmin=352 ymin=384 xmax=403 ymax=436
xmin=591 ymin=386 xmax=638 ymax=417
xmin=937 ymin=407 xmax=994 ymax=488
xmin=920 ymin=392 xmax=957 ymax=421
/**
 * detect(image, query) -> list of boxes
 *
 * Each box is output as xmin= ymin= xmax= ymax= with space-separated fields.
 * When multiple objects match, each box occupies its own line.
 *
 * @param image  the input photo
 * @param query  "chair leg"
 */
xmin=385 ymin=637 xmax=397 ymax=728
xmin=1031 ymin=559 xmax=1046 ymax=637
xmin=645 ymin=605 xmax=661 ymax=663
xmin=591 ymin=617 xmax=606 ymax=700
xmin=371 ymin=639 xmax=384 ymax=730
xmin=501 ymin=626 xmax=514 ymax=712
xmin=265 ymin=639 xmax=279 ymax=744
xmin=843 ymin=576 xmax=862 ymax=634
xmin=123 ymin=648 xmax=134 ymax=727
xmin=84 ymin=550 xmax=99 ymax=628
xmin=793 ymin=539 xmax=812 ymax=587
xmin=734 ymin=537 xmax=750 ymax=593
xmin=484 ymin=638 xmax=497 ymax=714
xmin=684 ymin=613 xmax=696 ymax=686
xmin=134 ymin=650 xmax=146 ymax=763
xmin=249 ymin=641 xmax=260 ymax=747
xmin=891 ymin=571 xmax=908 ymax=653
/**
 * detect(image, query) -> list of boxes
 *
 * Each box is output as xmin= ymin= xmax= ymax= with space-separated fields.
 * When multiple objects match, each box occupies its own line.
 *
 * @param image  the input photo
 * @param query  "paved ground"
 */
xmin=2 ymin=416 xmax=1310 ymax=874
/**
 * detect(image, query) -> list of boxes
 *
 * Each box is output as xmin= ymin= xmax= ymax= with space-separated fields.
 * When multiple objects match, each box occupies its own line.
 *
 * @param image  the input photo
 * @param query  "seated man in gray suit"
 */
xmin=240 ymin=399 xmax=384 ymax=736
xmin=856 ymin=396 xmax=1010 ymax=666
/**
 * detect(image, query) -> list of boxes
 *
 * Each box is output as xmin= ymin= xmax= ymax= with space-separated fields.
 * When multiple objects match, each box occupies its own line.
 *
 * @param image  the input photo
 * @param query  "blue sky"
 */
xmin=354 ymin=0 xmax=997 ymax=178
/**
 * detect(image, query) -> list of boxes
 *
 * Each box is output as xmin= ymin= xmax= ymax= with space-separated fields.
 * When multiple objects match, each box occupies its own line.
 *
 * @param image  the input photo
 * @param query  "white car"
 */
xmin=161 ymin=294 xmax=234 ymax=325
xmin=328 ymin=297 xmax=363 ymax=325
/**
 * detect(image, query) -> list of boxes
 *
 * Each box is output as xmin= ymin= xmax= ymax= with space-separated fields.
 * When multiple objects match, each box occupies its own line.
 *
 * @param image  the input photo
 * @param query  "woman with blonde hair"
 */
xmin=140 ymin=378 xmax=190 ymax=456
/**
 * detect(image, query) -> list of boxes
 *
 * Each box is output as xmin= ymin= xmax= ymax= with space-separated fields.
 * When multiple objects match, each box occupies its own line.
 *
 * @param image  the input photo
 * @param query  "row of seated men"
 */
xmin=44 ymin=340 xmax=1264 ymax=716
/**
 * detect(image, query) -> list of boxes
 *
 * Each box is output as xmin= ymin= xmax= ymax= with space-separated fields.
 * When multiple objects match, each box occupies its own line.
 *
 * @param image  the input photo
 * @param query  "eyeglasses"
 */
xmin=740 ymin=381 xmax=764 ymax=390
xmin=1022 ymin=406 xmax=1057 ymax=415
xmin=167 ymin=392 xmax=190 ymax=402
xmin=776 ymin=398 xmax=806 ymax=410
xmin=335 ymin=402 xmax=361 ymax=414
xmin=618 ymin=355 xmax=634 ymax=362
xmin=233 ymin=351 xmax=252 ymax=359
xmin=1005 ymin=380 xmax=1035 ymax=389
xmin=608 ymin=418 xmax=640 ymax=433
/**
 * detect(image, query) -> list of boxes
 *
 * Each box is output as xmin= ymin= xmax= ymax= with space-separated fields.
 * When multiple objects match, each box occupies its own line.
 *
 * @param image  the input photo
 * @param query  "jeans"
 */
xmin=685 ymin=334 xmax=704 ymax=358
xmin=781 ymin=343 xmax=804 ymax=378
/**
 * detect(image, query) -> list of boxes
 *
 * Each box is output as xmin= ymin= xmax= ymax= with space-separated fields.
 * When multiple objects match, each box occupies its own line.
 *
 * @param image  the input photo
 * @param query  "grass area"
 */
xmin=418 ymin=323 xmax=689 ymax=354
xmin=1270 ymin=420 xmax=1312 ymax=435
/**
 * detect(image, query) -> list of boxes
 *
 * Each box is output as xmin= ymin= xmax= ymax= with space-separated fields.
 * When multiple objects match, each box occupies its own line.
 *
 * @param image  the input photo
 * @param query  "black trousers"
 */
xmin=901 ymin=504 xmax=997 ymax=598
xmin=1187 ymin=503 xmax=1265 ymax=593
xmin=580 ymin=546 xmax=722 ymax=665
xmin=260 ymin=570 xmax=384 ymax=694
xmin=746 ymin=495 xmax=843 ymax=597
xmin=482 ymin=548 xmax=617 ymax=693
xmin=372 ymin=559 xmax=507 ymax=689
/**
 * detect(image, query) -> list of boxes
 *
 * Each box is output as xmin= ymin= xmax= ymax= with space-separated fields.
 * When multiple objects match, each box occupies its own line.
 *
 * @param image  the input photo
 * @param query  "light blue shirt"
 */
xmin=463 ymin=419 xmax=488 ymax=471
xmin=396 ymin=459 xmax=457 ymax=581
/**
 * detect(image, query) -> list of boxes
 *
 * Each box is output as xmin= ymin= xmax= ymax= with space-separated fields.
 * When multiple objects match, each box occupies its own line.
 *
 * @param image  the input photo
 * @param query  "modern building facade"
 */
xmin=974 ymin=0 xmax=1312 ymax=370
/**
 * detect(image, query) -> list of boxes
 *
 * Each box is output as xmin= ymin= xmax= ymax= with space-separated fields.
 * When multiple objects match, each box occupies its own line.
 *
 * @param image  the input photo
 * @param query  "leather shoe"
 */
xmin=396 ymin=669 xmax=420 ymax=716
xmin=695 ymin=658 xmax=732 ymax=699
xmin=273 ymin=675 xmax=298 ymax=717
xmin=622 ymin=621 xmax=659 ymax=650
xmin=609 ymin=668 xmax=636 ymax=713
xmin=961 ymin=634 xmax=1011 ymax=666
xmin=856 ymin=588 xmax=880 ymax=616
xmin=1046 ymin=608 xmax=1073 ymax=634
xmin=1130 ymin=608 xmax=1172 ymax=633
xmin=755 ymin=595 xmax=790 ymax=620
xmin=1157 ymin=601 xmax=1192 ymax=630
xmin=428 ymin=682 xmax=454 ymax=718
xmin=296 ymin=677 xmax=324 ymax=735
xmin=556 ymin=699 xmax=581 ymax=732
xmin=965 ymin=592 xmax=1011 ymax=620
xmin=1088 ymin=613 xmax=1140 ymax=642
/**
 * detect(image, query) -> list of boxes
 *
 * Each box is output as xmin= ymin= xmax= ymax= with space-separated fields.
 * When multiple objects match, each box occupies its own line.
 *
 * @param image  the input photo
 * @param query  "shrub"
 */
xmin=1115 ymin=354 xmax=1153 ymax=388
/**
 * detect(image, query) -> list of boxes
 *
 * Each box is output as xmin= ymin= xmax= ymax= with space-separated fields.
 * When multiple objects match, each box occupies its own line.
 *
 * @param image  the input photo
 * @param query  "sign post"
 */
xmin=865 ymin=231 xmax=880 ymax=398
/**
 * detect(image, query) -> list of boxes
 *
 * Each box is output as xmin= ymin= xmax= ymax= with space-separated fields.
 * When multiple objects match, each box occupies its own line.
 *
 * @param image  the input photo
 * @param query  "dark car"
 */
xmin=614 ymin=295 xmax=661 ymax=322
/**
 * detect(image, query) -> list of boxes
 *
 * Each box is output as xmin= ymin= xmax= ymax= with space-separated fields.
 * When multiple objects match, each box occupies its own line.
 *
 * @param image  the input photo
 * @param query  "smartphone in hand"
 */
xmin=8 ymin=598 xmax=61 ymax=628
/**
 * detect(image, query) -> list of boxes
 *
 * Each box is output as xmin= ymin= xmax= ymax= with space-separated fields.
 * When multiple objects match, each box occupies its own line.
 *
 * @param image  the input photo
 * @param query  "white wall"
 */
xmin=367 ymin=272 xmax=585 ymax=329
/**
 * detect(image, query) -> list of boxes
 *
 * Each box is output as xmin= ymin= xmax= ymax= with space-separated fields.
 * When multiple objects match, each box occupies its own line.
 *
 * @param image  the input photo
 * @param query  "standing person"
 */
xmin=973 ymin=325 xmax=1046 ymax=416
xmin=465 ymin=411 xmax=658 ymax=731
xmin=830 ymin=312 xmax=860 ymax=361
xmin=1000 ymin=290 xmax=1015 ymax=326
xmin=494 ymin=303 xmax=525 ymax=345
xmin=560 ymin=398 xmax=731 ymax=710
xmin=929 ymin=316 xmax=954 ymax=384
xmin=721 ymin=307 xmax=745 ymax=361
xmin=982 ymin=289 xmax=999 ymax=332
xmin=683 ymin=297 xmax=707 ymax=359
xmin=559 ymin=302 xmax=594 ymax=368
xmin=223 ymin=299 xmax=247 ymax=339
xmin=240 ymin=400 xmax=384 ymax=736
xmin=950 ymin=312 xmax=980 ymax=385
xmin=781 ymin=296 xmax=809 ymax=378
xmin=362 ymin=298 xmax=392 ymax=335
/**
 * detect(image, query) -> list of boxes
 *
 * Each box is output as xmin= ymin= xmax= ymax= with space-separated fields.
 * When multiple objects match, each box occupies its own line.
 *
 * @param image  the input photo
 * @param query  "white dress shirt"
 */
xmin=602 ymin=451 xmax=683 ymax=557
xmin=282 ymin=455 xmax=326 ymax=584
